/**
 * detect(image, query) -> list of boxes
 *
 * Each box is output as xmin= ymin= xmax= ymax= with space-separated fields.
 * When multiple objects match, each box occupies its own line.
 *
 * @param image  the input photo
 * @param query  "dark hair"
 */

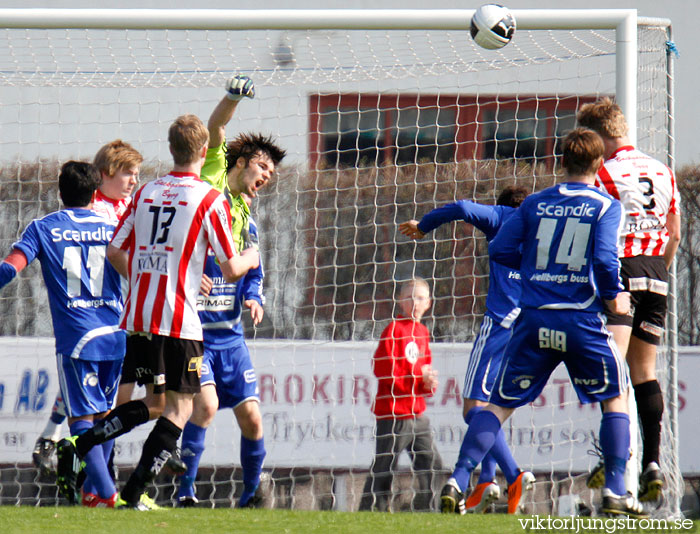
xmin=59 ymin=161 xmax=101 ymax=208
xmin=225 ymin=132 xmax=287 ymax=172
xmin=561 ymin=128 xmax=605 ymax=176
xmin=496 ymin=185 xmax=530 ymax=208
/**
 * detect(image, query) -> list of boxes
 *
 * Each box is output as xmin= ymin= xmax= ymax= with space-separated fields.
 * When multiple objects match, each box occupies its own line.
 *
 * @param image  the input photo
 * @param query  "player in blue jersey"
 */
xmin=174 ymin=76 xmax=286 ymax=508
xmin=0 ymin=161 xmax=125 ymax=507
xmin=438 ymin=128 xmax=646 ymax=517
xmin=32 ymin=140 xmax=143 ymax=484
xmin=175 ymin=208 xmax=268 ymax=508
xmin=400 ymin=185 xmax=535 ymax=514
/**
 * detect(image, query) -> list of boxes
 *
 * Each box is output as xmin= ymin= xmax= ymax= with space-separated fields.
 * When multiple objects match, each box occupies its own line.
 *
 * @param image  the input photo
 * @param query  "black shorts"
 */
xmin=605 ymin=255 xmax=668 ymax=345
xmin=119 ymin=333 xmax=203 ymax=394
xmin=120 ymin=334 xmax=151 ymax=388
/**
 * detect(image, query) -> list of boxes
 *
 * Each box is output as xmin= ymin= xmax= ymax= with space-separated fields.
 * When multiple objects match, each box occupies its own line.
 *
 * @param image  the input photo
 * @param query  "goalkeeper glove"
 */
xmin=225 ymin=75 xmax=255 ymax=101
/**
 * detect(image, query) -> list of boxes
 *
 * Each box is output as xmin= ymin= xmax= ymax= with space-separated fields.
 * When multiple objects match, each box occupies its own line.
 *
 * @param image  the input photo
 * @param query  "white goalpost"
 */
xmin=0 ymin=8 xmax=680 ymax=517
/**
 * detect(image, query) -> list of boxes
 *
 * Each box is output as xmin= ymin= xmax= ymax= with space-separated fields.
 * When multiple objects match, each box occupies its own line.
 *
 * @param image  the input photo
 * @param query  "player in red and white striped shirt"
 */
xmin=57 ymin=115 xmax=259 ymax=509
xmin=92 ymin=139 xmax=142 ymax=224
xmin=111 ymin=171 xmax=238 ymax=339
xmin=578 ymin=99 xmax=681 ymax=502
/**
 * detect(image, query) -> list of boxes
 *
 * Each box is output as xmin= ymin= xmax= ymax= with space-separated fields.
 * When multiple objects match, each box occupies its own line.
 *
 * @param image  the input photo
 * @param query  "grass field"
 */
xmin=1 ymin=507 xmax=698 ymax=534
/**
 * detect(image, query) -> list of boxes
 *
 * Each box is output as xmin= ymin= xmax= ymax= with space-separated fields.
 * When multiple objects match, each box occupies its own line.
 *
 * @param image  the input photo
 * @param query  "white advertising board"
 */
xmin=0 ymin=338 xmax=697 ymax=473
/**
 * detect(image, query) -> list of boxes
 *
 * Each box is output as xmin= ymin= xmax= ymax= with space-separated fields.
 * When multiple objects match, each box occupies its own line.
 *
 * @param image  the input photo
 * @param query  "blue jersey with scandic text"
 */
xmin=198 ymin=216 xmax=263 ymax=349
xmin=11 ymin=209 xmax=125 ymax=361
xmin=489 ymin=183 xmax=623 ymax=312
xmin=418 ymin=201 xmax=521 ymax=326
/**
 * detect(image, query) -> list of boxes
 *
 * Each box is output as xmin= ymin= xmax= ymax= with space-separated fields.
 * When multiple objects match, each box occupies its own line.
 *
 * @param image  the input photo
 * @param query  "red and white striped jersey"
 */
xmin=111 ymin=172 xmax=236 ymax=340
xmin=93 ymin=190 xmax=131 ymax=224
xmin=595 ymin=146 xmax=681 ymax=258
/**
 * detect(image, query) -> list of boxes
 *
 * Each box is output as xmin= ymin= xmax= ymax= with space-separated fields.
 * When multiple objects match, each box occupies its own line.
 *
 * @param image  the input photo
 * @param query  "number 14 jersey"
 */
xmin=489 ymin=182 xmax=623 ymax=313
xmin=112 ymin=172 xmax=236 ymax=341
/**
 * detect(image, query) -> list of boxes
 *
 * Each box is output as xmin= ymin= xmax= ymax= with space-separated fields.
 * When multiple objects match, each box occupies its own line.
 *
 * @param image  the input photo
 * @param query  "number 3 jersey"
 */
xmin=12 ymin=208 xmax=125 ymax=360
xmin=596 ymin=146 xmax=681 ymax=258
xmin=111 ymin=172 xmax=236 ymax=341
xmin=489 ymin=182 xmax=623 ymax=313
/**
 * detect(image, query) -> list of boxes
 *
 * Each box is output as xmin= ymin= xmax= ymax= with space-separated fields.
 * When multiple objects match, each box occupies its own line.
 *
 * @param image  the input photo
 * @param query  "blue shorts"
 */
xmin=56 ymin=355 xmax=122 ymax=418
xmin=489 ymin=309 xmax=629 ymax=409
xmin=463 ymin=315 xmax=512 ymax=402
xmin=201 ymin=341 xmax=259 ymax=410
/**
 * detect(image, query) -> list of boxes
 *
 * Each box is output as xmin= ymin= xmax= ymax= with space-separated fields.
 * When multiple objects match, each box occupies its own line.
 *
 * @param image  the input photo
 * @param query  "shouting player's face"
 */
xmin=100 ymin=165 xmax=140 ymax=200
xmin=399 ymin=283 xmax=431 ymax=321
xmin=234 ymin=152 xmax=275 ymax=199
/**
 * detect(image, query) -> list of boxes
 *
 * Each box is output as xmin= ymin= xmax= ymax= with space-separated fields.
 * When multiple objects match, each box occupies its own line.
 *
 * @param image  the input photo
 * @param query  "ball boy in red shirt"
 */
xmin=361 ymin=277 xmax=442 ymax=511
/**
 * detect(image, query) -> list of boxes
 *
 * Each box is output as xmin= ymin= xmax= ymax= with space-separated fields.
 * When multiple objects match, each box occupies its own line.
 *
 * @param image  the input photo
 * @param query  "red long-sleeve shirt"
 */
xmin=371 ymin=316 xmax=434 ymax=420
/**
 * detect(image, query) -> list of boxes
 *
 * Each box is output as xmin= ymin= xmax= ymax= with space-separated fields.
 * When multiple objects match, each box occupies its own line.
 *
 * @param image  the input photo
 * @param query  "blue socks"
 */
xmin=464 ymin=407 xmax=520 ymax=487
xmin=478 ymin=450 xmax=498 ymax=484
xmin=177 ymin=423 xmax=267 ymax=506
xmin=600 ymin=411 xmax=630 ymax=496
xmin=70 ymin=420 xmax=116 ymax=499
xmin=239 ymin=436 xmax=266 ymax=506
xmin=178 ymin=422 xmax=208 ymax=499
xmin=488 ymin=427 xmax=521 ymax=486
xmin=453 ymin=410 xmax=501 ymax=491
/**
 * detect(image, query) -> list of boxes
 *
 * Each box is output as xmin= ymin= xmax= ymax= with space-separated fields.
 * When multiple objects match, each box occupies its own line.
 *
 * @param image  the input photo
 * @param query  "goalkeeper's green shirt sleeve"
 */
xmin=201 ymin=138 xmax=250 ymax=252
xmin=201 ymin=140 xmax=228 ymax=192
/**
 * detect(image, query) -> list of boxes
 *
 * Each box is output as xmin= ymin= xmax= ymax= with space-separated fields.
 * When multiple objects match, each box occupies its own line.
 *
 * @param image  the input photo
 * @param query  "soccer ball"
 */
xmin=470 ymin=4 xmax=516 ymax=50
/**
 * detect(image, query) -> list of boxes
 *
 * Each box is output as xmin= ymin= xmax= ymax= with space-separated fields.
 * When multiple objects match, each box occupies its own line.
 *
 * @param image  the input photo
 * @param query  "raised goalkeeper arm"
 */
xmin=208 ymin=75 xmax=255 ymax=148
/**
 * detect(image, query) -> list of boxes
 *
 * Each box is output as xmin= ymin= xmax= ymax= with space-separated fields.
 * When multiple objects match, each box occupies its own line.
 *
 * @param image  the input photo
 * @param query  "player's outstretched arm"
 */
xmin=220 ymin=247 xmax=259 ymax=283
xmin=488 ymin=207 xmax=526 ymax=269
xmin=208 ymin=75 xmax=255 ymax=149
xmin=398 ymin=220 xmax=425 ymax=239
xmin=0 ymin=249 xmax=28 ymax=289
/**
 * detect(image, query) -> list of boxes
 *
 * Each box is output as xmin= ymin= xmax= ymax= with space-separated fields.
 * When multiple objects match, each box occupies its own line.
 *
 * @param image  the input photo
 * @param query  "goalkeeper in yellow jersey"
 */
xmin=173 ymin=75 xmax=286 ymax=508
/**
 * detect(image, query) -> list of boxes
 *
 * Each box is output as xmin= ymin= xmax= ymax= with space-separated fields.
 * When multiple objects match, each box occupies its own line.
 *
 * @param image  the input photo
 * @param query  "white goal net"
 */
xmin=0 ymin=9 xmax=681 ymax=517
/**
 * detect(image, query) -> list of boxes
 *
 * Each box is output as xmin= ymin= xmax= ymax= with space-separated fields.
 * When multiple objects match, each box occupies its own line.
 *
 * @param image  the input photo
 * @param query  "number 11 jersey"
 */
xmin=12 ymin=208 xmax=124 ymax=361
xmin=112 ymin=172 xmax=236 ymax=341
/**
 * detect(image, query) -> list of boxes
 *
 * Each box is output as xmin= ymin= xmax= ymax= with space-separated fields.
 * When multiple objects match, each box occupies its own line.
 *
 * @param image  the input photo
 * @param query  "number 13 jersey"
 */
xmin=111 ymin=172 xmax=236 ymax=341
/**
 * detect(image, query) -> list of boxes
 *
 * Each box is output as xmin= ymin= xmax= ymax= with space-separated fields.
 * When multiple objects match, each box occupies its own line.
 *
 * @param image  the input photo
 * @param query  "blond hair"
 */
xmin=93 ymin=139 xmax=143 ymax=177
xmin=576 ymin=98 xmax=629 ymax=139
xmin=168 ymin=114 xmax=209 ymax=166
xmin=400 ymin=277 xmax=431 ymax=297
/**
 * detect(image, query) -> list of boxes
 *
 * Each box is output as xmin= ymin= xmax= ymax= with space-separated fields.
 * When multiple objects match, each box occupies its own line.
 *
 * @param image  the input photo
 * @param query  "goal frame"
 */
xmin=0 ymin=8 xmax=640 ymax=144
xmin=0 ymin=7 xmax=679 ymax=516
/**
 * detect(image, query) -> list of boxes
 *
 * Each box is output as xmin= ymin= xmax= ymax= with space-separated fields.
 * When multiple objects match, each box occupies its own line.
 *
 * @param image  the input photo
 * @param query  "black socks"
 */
xmin=76 ymin=400 xmax=150 ymax=458
xmin=634 ymin=380 xmax=664 ymax=468
xmin=121 ymin=416 xmax=182 ymax=504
